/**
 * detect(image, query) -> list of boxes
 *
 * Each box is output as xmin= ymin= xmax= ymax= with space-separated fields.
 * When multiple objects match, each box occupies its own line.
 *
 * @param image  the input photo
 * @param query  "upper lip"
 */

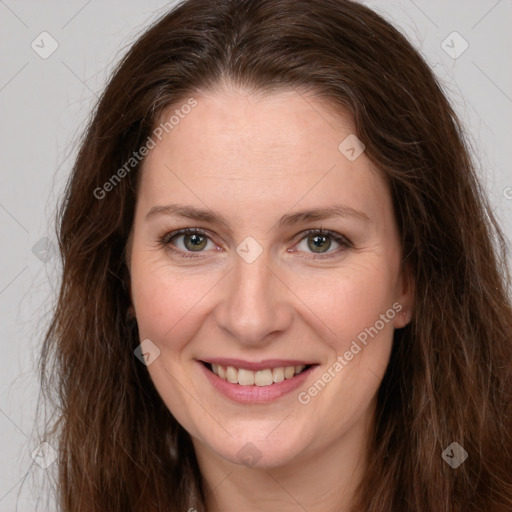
xmin=200 ymin=358 xmax=316 ymax=371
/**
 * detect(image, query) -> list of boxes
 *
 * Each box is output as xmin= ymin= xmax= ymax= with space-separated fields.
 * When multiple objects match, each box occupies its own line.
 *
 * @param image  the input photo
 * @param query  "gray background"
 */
xmin=0 ymin=0 xmax=510 ymax=509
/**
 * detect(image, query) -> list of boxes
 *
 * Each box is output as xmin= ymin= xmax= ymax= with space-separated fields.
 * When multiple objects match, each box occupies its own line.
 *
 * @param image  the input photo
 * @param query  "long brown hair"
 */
xmin=40 ymin=0 xmax=512 ymax=510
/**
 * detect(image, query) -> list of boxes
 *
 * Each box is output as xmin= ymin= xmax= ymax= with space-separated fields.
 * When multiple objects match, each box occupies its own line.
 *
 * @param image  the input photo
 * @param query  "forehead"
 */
xmin=148 ymin=87 xmax=355 ymax=171
xmin=136 ymin=87 xmax=391 ymax=229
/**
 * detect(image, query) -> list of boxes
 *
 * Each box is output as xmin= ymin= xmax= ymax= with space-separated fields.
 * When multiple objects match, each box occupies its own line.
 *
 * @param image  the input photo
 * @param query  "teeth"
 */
xmin=272 ymin=367 xmax=285 ymax=383
xmin=238 ymin=368 xmax=255 ymax=386
xmin=225 ymin=366 xmax=238 ymax=384
xmin=209 ymin=363 xmax=307 ymax=386
xmin=284 ymin=366 xmax=295 ymax=379
xmin=255 ymin=369 xmax=273 ymax=386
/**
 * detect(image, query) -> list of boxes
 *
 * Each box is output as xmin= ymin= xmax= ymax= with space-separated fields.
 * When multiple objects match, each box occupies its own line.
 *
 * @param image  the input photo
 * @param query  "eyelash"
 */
xmin=158 ymin=228 xmax=352 ymax=260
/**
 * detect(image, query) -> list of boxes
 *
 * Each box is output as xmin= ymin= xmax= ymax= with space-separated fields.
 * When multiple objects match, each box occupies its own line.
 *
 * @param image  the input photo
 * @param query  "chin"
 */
xmin=202 ymin=428 xmax=312 ymax=469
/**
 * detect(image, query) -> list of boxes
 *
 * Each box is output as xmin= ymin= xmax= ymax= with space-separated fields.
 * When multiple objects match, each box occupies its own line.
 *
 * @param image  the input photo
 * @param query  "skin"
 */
xmin=127 ymin=84 xmax=414 ymax=512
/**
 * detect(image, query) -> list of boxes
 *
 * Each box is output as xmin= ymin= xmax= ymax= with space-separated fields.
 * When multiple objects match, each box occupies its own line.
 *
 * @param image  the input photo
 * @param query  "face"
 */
xmin=127 ymin=86 xmax=413 ymax=469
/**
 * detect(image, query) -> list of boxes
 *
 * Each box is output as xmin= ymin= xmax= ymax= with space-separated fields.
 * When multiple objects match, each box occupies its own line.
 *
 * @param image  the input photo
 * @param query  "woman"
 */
xmin=40 ymin=0 xmax=512 ymax=510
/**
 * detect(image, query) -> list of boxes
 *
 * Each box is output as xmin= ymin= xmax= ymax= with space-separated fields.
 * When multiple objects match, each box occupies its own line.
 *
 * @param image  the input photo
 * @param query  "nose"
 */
xmin=213 ymin=249 xmax=293 ymax=347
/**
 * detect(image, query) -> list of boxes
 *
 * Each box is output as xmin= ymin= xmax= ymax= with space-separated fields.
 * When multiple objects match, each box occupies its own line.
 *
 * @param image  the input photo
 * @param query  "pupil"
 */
xmin=309 ymin=234 xmax=331 ymax=253
xmin=186 ymin=234 xmax=207 ymax=251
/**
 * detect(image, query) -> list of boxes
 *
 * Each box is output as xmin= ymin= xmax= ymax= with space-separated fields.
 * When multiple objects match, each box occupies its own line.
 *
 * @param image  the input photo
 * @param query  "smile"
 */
xmin=198 ymin=359 xmax=318 ymax=403
xmin=206 ymin=362 xmax=310 ymax=386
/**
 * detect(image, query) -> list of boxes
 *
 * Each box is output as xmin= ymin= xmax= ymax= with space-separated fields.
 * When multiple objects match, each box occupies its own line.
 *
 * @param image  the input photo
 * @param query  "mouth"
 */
xmin=197 ymin=358 xmax=318 ymax=403
xmin=201 ymin=361 xmax=313 ymax=387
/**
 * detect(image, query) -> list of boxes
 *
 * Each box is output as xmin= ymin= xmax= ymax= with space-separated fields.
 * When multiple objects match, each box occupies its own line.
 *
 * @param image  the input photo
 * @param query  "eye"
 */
xmin=293 ymin=229 xmax=351 ymax=258
xmin=159 ymin=227 xmax=352 ymax=260
xmin=160 ymin=228 xmax=217 ymax=258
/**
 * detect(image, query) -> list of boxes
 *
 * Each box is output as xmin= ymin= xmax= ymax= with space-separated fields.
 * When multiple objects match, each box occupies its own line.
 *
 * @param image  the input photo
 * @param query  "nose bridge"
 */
xmin=214 ymin=245 xmax=292 ymax=345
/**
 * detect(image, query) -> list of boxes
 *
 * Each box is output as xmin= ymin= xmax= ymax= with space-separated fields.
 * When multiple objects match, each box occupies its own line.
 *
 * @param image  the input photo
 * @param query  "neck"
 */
xmin=192 ymin=402 xmax=375 ymax=512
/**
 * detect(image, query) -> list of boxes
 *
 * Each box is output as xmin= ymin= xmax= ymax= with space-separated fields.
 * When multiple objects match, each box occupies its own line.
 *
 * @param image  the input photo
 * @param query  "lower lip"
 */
xmin=198 ymin=361 xmax=316 ymax=404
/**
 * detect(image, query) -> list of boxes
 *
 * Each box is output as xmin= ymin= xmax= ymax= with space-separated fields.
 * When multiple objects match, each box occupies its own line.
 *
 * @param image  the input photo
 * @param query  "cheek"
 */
xmin=129 ymin=257 xmax=217 ymax=436
xmin=129 ymin=244 xmax=229 ymax=365
xmin=294 ymin=256 xmax=399 ymax=355
xmin=131 ymin=268 xmax=208 ymax=349
xmin=290 ymin=258 xmax=398 ymax=438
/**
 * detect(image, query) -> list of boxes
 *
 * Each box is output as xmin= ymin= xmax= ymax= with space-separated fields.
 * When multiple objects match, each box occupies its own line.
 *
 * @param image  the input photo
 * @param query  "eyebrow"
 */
xmin=145 ymin=203 xmax=370 ymax=230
